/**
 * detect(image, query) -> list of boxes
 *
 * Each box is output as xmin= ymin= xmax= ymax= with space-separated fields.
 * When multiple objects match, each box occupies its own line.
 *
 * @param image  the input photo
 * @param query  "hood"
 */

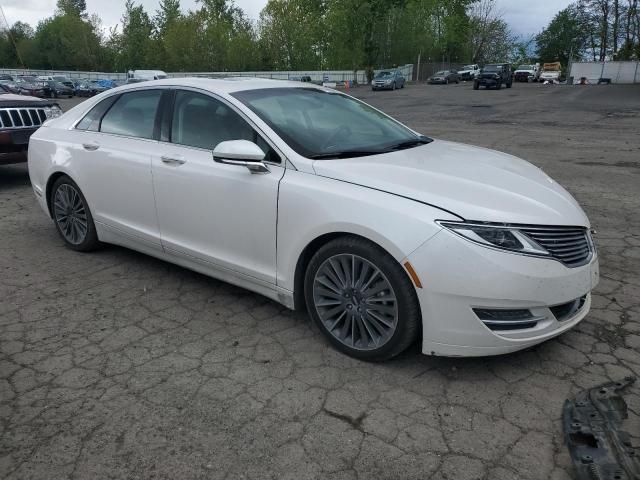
xmin=515 ymin=69 xmax=534 ymax=74
xmin=0 ymin=93 xmax=52 ymax=107
xmin=312 ymin=139 xmax=589 ymax=227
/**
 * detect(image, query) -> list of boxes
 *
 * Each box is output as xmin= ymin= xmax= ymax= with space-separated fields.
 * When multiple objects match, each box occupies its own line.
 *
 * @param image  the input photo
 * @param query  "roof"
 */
xmin=110 ymin=77 xmax=325 ymax=95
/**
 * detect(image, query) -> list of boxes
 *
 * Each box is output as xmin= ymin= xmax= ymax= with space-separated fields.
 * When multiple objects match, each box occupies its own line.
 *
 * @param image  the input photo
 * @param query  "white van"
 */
xmin=127 ymin=70 xmax=168 ymax=81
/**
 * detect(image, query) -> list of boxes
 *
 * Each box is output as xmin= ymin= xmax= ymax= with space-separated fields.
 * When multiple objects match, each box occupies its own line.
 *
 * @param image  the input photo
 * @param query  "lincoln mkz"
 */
xmin=28 ymin=79 xmax=599 ymax=360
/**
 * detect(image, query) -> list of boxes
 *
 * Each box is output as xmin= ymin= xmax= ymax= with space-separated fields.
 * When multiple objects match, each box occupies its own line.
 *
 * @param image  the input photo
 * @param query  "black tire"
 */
xmin=445 ymin=78 xmax=449 ymax=85
xmin=506 ymin=81 xmax=512 ymax=88
xmin=304 ymin=235 xmax=421 ymax=361
xmin=50 ymin=175 xmax=100 ymax=252
xmin=392 ymin=82 xmax=396 ymax=90
xmin=496 ymin=81 xmax=502 ymax=90
xmin=473 ymin=81 xmax=479 ymax=90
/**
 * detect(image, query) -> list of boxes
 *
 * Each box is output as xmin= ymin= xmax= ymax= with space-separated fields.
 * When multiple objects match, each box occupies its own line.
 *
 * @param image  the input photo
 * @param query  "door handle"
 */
xmin=161 ymin=156 xmax=186 ymax=166
xmin=82 ymin=142 xmax=99 ymax=151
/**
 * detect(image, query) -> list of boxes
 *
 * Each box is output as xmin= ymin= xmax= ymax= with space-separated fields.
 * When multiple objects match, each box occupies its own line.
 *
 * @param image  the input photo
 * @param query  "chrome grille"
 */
xmin=0 ymin=108 xmax=47 ymax=129
xmin=521 ymin=225 xmax=592 ymax=267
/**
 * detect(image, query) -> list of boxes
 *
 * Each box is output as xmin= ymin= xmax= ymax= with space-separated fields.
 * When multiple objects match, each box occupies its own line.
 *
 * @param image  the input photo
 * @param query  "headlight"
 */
xmin=385 ymin=79 xmax=392 ymax=84
xmin=44 ymin=105 xmax=63 ymax=119
xmin=438 ymin=221 xmax=549 ymax=255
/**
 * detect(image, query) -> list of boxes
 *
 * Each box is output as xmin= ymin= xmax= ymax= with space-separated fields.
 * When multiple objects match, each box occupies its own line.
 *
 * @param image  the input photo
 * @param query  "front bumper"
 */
xmin=0 ymin=128 xmax=38 ymax=161
xmin=406 ymin=229 xmax=599 ymax=356
xmin=514 ymin=73 xmax=532 ymax=81
xmin=372 ymin=83 xmax=394 ymax=90
xmin=477 ymin=77 xmax=501 ymax=86
xmin=428 ymin=79 xmax=446 ymax=84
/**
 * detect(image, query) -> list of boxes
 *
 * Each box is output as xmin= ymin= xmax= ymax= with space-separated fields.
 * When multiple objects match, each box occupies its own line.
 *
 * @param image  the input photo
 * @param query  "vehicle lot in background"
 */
xmin=2 ymin=83 xmax=639 ymax=479
xmin=427 ymin=70 xmax=460 ymax=84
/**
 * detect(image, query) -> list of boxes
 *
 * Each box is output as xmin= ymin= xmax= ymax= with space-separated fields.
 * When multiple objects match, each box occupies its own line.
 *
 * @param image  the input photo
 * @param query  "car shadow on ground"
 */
xmin=0 ymin=164 xmax=31 ymax=191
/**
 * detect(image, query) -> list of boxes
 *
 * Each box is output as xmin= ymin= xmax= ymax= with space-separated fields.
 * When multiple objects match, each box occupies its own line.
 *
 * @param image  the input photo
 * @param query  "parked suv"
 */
xmin=474 ymin=64 xmax=513 ymax=90
xmin=0 ymin=85 xmax=62 ymax=164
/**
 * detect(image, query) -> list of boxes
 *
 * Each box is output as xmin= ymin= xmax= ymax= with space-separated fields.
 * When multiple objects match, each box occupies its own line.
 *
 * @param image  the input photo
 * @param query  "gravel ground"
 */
xmin=1 ymin=82 xmax=639 ymax=480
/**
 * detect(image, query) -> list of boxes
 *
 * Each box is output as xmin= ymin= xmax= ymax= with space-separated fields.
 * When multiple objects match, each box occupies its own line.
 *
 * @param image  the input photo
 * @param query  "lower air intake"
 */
xmin=473 ymin=308 xmax=540 ymax=331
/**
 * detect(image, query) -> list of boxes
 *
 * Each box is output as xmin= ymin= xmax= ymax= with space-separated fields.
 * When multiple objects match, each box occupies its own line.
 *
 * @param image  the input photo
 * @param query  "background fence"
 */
xmin=0 ymin=64 xmax=414 ymax=84
xmin=569 ymin=61 xmax=640 ymax=84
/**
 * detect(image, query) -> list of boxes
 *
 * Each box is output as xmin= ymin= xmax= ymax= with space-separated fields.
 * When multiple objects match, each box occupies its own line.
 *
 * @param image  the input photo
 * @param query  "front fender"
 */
xmin=276 ymin=169 xmax=458 ymax=292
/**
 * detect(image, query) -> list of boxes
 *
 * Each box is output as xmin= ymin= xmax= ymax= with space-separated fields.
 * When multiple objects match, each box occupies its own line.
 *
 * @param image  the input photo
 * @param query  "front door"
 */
xmin=151 ymin=89 xmax=284 ymax=285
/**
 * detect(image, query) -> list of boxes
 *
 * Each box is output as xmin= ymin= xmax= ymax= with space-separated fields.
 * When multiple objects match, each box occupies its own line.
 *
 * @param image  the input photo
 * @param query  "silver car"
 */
xmin=371 ymin=70 xmax=405 ymax=91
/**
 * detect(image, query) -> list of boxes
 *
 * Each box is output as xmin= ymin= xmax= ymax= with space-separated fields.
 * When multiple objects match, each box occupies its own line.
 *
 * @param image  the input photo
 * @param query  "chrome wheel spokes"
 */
xmin=313 ymin=254 xmax=398 ymax=351
xmin=53 ymin=184 xmax=88 ymax=245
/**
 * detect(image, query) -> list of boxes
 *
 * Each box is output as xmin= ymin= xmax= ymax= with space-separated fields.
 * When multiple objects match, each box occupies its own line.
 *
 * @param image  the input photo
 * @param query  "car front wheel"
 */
xmin=304 ymin=236 xmax=421 ymax=361
xmin=50 ymin=176 xmax=100 ymax=252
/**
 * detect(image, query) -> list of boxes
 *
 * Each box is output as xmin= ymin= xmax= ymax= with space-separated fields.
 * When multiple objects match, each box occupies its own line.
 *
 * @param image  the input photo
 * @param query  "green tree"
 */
xmin=31 ymin=14 xmax=103 ymax=69
xmin=56 ymin=0 xmax=87 ymax=16
xmin=116 ymin=0 xmax=155 ymax=71
xmin=536 ymin=4 xmax=589 ymax=65
xmin=259 ymin=0 xmax=327 ymax=70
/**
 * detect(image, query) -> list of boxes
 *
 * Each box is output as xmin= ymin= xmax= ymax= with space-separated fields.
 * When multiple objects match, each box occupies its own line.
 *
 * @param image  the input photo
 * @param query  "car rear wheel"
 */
xmin=304 ymin=236 xmax=421 ymax=361
xmin=50 ymin=176 xmax=100 ymax=252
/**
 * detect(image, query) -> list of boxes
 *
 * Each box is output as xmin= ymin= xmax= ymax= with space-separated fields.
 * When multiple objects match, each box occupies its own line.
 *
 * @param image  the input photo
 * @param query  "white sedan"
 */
xmin=27 ymin=78 xmax=599 ymax=360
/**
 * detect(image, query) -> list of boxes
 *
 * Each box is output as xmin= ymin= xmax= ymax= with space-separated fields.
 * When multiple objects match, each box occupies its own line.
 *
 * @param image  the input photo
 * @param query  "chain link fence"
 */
xmin=0 ymin=65 xmax=415 ymax=85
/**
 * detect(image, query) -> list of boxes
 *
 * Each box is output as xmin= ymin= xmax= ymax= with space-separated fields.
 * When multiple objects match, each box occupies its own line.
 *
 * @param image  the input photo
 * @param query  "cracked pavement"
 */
xmin=1 ymin=83 xmax=639 ymax=479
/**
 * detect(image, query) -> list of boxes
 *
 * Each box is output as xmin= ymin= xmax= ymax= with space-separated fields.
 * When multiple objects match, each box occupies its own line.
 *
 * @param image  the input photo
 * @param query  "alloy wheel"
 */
xmin=53 ymin=184 xmax=88 ymax=245
xmin=312 ymin=254 xmax=398 ymax=351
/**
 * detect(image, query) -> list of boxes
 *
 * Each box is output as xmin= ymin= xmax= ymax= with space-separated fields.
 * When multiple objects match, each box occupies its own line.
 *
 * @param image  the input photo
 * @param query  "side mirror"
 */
xmin=213 ymin=140 xmax=269 ymax=174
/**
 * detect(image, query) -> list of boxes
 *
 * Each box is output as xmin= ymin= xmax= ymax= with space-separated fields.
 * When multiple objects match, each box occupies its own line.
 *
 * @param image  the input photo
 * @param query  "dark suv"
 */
xmin=0 ymin=85 xmax=63 ymax=164
xmin=474 ymin=64 xmax=513 ymax=90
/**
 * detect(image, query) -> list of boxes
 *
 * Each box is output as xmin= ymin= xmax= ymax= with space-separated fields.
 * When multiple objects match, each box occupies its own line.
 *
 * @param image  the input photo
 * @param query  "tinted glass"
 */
xmin=232 ymin=88 xmax=418 ymax=158
xmin=100 ymin=90 xmax=162 ymax=139
xmin=170 ymin=91 xmax=281 ymax=163
xmin=76 ymin=95 xmax=119 ymax=131
xmin=171 ymin=91 xmax=252 ymax=149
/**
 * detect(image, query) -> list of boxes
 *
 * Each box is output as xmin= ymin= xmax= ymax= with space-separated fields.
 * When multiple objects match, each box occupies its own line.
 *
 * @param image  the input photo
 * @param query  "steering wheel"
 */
xmin=321 ymin=126 xmax=352 ymax=150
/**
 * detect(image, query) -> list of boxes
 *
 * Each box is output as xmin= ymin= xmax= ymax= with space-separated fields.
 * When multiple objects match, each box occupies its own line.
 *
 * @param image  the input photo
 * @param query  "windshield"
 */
xmin=483 ymin=65 xmax=502 ymax=72
xmin=462 ymin=65 xmax=475 ymax=70
xmin=232 ymin=88 xmax=423 ymax=159
xmin=375 ymin=71 xmax=393 ymax=79
xmin=434 ymin=71 xmax=447 ymax=76
xmin=518 ymin=65 xmax=534 ymax=70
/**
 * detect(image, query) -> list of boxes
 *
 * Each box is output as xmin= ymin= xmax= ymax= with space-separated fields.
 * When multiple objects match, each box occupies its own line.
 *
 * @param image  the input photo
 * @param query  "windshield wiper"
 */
xmin=309 ymin=150 xmax=386 ymax=160
xmin=388 ymin=136 xmax=433 ymax=151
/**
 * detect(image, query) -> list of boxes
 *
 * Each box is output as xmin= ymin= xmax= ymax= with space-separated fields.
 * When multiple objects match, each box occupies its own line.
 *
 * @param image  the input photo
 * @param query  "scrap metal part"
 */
xmin=563 ymin=376 xmax=639 ymax=480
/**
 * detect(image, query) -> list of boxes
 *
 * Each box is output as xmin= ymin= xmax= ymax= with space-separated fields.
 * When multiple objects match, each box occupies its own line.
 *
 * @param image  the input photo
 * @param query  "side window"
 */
xmin=171 ymin=90 xmax=280 ymax=163
xmin=100 ymin=90 xmax=162 ymax=139
xmin=75 ymin=95 xmax=118 ymax=132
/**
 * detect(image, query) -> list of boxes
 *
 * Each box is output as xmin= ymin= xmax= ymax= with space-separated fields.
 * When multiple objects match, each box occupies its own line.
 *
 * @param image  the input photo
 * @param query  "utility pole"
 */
xmin=0 ymin=5 xmax=26 ymax=68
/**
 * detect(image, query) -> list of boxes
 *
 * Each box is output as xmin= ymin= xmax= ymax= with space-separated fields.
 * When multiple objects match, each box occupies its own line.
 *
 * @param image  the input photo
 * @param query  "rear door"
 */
xmin=72 ymin=89 xmax=164 ymax=247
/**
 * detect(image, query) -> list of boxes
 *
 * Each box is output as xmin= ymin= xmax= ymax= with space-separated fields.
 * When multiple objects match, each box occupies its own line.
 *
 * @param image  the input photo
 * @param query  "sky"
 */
xmin=1 ymin=0 xmax=574 ymax=38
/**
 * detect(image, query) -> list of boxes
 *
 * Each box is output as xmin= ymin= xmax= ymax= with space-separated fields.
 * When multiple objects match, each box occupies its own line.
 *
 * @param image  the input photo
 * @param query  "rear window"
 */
xmin=76 ymin=96 xmax=119 ymax=131
xmin=99 ymin=90 xmax=162 ymax=139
